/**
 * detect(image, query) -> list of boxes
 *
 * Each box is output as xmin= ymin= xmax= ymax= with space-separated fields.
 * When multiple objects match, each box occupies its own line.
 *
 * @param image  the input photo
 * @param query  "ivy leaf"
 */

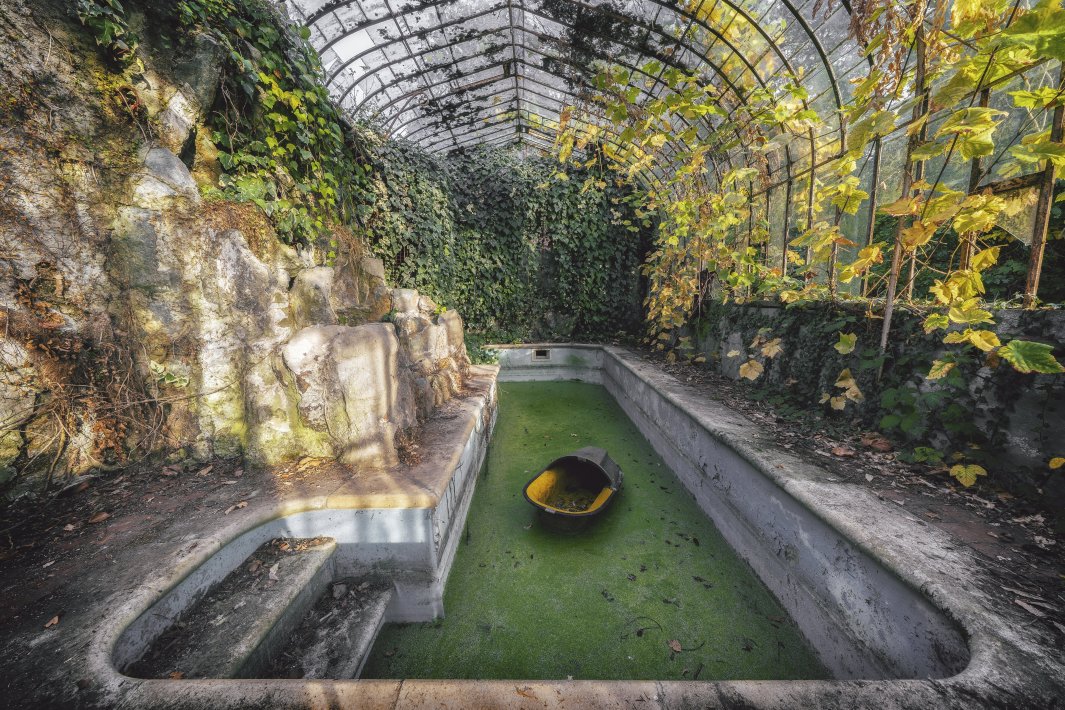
xmin=947 ymin=300 xmax=993 ymax=325
xmin=901 ymin=220 xmax=937 ymax=250
xmin=927 ymin=360 xmax=956 ymax=380
xmin=923 ymin=314 xmax=950 ymax=333
xmin=834 ymin=368 xmax=857 ymax=390
xmin=739 ymin=360 xmax=764 ymax=381
xmin=834 ymin=332 xmax=857 ymax=355
xmin=761 ymin=338 xmax=783 ymax=358
xmin=970 ymin=246 xmax=1001 ymax=271
xmin=997 ymin=340 xmax=1065 ymax=374
xmin=943 ymin=329 xmax=1000 ymax=351
xmin=950 ymin=463 xmax=987 ymax=487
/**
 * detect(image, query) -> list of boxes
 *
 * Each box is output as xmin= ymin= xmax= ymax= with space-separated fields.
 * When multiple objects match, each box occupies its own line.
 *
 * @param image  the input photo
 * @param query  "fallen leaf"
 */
xmin=861 ymin=432 xmax=893 ymax=452
xmin=87 ymin=512 xmax=110 ymax=524
xmin=224 ymin=501 xmax=248 ymax=515
xmin=831 ymin=446 xmax=856 ymax=457
xmin=268 ymin=562 xmax=280 ymax=581
xmin=161 ymin=467 xmax=180 ymax=477
xmin=516 ymin=686 xmax=537 ymax=699
xmin=247 ymin=559 xmax=262 ymax=575
xmin=169 ymin=671 xmax=184 ymax=680
xmin=44 ymin=615 xmax=59 ymax=628
xmin=62 ymin=524 xmax=76 ymax=532
xmin=668 ymin=639 xmax=683 ymax=653
xmin=233 ymin=468 xmax=244 ymax=478
xmin=738 ymin=359 xmax=763 ymax=381
xmin=42 ymin=560 xmax=55 ymax=569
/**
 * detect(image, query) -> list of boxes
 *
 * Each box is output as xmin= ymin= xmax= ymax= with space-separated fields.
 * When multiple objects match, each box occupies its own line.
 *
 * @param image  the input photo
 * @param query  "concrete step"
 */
xmin=267 ymin=578 xmax=394 ymax=679
xmin=127 ymin=537 xmax=336 ymax=679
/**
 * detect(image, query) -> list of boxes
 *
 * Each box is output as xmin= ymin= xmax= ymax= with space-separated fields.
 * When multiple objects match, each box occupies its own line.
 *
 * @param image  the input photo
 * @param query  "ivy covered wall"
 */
xmin=362 ymin=143 xmax=652 ymax=343
xmin=689 ymin=302 xmax=1065 ymax=511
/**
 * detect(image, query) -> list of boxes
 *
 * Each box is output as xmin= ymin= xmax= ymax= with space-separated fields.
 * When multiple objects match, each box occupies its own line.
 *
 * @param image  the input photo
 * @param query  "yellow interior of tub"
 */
xmin=525 ymin=467 xmax=613 ymax=514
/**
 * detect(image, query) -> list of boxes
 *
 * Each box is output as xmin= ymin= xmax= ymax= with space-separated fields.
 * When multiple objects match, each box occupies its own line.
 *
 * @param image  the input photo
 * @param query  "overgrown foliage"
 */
xmin=555 ymin=0 xmax=1065 ymax=484
xmin=365 ymin=143 xmax=651 ymax=342
xmin=171 ymin=0 xmax=372 ymax=248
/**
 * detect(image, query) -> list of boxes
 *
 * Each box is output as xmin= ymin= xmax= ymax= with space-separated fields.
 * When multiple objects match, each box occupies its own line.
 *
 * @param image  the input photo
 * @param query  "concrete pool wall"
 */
xmin=495 ymin=345 xmax=966 ymax=680
xmin=77 ymin=348 xmax=1065 ymax=708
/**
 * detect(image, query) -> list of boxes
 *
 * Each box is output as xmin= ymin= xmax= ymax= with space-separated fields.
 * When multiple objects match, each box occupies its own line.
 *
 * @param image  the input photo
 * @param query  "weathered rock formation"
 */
xmin=0 ymin=0 xmax=469 ymax=492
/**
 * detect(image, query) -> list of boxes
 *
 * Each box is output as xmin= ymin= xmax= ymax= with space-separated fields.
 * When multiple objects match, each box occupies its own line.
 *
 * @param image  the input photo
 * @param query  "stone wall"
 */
xmin=688 ymin=302 xmax=1065 ymax=509
xmin=0 ymin=0 xmax=470 ymax=493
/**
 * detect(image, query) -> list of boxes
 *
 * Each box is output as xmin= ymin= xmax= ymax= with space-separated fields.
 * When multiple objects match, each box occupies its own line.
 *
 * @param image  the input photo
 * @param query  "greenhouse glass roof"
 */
xmin=284 ymin=0 xmax=861 ymax=161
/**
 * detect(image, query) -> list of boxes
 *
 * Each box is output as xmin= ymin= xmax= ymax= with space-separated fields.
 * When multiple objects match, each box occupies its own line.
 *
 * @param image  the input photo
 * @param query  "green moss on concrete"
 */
xmin=363 ymin=381 xmax=827 ymax=680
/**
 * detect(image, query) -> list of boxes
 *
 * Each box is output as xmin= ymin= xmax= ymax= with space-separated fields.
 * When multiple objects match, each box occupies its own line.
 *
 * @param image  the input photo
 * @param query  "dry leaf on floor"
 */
xmin=831 ymin=446 xmax=856 ymax=457
xmin=247 ymin=559 xmax=262 ymax=575
xmin=197 ymin=466 xmax=213 ymax=476
xmin=668 ymin=639 xmax=683 ymax=653
xmin=62 ymin=524 xmax=76 ymax=532
xmin=516 ymin=686 xmax=537 ymax=699
xmin=224 ymin=501 xmax=248 ymax=515
xmin=169 ymin=671 xmax=184 ymax=680
xmin=44 ymin=615 xmax=59 ymax=628
xmin=87 ymin=512 xmax=110 ymax=524
xmin=860 ymin=432 xmax=893 ymax=452
xmin=268 ymin=562 xmax=280 ymax=581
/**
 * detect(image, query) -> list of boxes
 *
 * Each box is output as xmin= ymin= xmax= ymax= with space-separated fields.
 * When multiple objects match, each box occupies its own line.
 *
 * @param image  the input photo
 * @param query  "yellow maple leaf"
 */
xmin=927 ymin=360 xmax=956 ymax=380
xmin=761 ymin=338 xmax=783 ymax=358
xmin=949 ymin=463 xmax=987 ymax=487
xmin=739 ymin=360 xmax=764 ymax=381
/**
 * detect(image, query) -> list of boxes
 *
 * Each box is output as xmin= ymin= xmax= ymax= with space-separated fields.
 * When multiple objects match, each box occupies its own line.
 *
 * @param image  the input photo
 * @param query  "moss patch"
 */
xmin=362 ymin=381 xmax=827 ymax=681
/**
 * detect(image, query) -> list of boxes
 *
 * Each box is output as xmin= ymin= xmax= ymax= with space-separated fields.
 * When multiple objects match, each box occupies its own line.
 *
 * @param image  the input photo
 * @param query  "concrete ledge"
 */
xmin=492 ymin=346 xmax=1065 ymax=706
xmin=29 ymin=352 xmax=1065 ymax=708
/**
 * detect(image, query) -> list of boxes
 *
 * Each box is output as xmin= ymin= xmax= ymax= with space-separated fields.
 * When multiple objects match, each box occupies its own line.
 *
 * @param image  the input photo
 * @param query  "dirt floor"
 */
xmin=0 ymin=352 xmax=1062 ymax=680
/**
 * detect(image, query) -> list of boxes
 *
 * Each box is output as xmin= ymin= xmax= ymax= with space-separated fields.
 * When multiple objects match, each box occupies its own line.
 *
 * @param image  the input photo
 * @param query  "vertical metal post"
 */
xmin=781 ymin=159 xmax=794 ymax=277
xmin=765 ymin=188 xmax=773 ymax=268
xmin=960 ymin=87 xmax=991 ymax=271
xmin=862 ymin=136 xmax=883 ymax=296
xmin=881 ymin=22 xmax=928 ymax=353
xmin=1025 ymin=64 xmax=1065 ymax=308
xmin=805 ymin=143 xmax=816 ymax=283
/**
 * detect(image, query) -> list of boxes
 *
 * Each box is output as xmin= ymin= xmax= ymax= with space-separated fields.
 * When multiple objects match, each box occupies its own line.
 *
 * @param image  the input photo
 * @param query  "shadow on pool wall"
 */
xmin=491 ymin=344 xmax=971 ymax=681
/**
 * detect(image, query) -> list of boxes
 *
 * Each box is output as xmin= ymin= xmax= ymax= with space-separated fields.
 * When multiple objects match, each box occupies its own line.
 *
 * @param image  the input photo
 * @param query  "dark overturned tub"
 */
xmin=522 ymin=446 xmax=623 ymax=519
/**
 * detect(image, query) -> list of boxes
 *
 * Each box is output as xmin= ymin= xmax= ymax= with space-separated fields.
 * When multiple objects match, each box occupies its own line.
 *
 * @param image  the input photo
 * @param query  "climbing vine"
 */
xmin=170 ymin=0 xmax=373 ymax=248
xmin=553 ymin=0 xmax=1065 ymax=485
xmin=365 ymin=143 xmax=651 ymax=342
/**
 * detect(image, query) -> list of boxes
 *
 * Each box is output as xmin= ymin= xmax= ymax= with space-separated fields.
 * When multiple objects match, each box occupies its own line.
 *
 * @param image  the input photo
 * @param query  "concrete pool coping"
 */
xmin=23 ymin=349 xmax=1065 ymax=708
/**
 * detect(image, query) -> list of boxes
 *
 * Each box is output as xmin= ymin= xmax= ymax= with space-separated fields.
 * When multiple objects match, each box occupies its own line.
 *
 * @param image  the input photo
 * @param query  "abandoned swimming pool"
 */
xmin=85 ymin=346 xmax=1064 ymax=708
xmin=362 ymin=381 xmax=826 ymax=680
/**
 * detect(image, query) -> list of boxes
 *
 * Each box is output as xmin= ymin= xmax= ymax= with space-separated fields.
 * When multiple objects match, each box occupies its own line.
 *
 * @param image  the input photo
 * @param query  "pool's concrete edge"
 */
xmin=35 ymin=349 xmax=1063 ymax=709
xmin=492 ymin=345 xmax=1065 ymax=707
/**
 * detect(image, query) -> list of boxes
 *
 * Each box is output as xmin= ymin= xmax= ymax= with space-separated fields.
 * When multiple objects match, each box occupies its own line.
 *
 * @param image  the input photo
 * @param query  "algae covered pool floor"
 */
xmin=363 ymin=381 xmax=827 ymax=681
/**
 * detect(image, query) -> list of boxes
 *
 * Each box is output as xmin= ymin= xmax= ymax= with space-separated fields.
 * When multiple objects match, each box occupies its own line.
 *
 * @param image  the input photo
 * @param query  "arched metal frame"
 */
xmin=283 ymin=0 xmax=863 ymax=177
xmin=281 ymin=0 xmax=1057 ymax=301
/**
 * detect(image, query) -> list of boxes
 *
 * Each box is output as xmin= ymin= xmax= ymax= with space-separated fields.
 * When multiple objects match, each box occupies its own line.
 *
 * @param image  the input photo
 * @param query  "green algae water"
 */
xmin=362 ymin=381 xmax=827 ymax=680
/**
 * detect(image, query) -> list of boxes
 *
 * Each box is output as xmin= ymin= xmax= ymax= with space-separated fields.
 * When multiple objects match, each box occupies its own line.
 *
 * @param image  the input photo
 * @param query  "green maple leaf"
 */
xmin=997 ymin=340 xmax=1065 ymax=374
